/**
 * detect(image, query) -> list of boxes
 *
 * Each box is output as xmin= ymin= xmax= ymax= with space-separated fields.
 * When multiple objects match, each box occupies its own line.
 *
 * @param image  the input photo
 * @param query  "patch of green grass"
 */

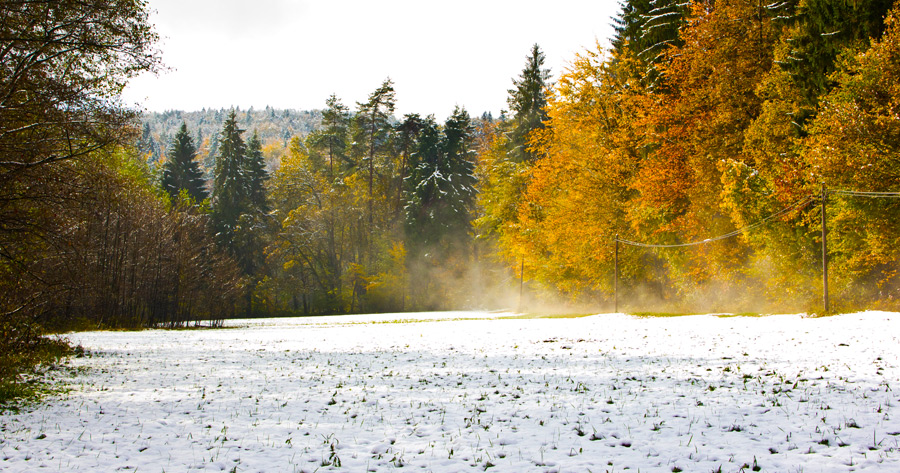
xmin=497 ymin=313 xmax=595 ymax=320
xmin=151 ymin=322 xmax=235 ymax=331
xmin=320 ymin=312 xmax=597 ymax=326
xmin=47 ymin=319 xmax=235 ymax=332
xmin=629 ymin=311 xmax=766 ymax=318
xmin=0 ymin=335 xmax=79 ymax=410
xmin=347 ymin=317 xmax=478 ymax=325
xmin=0 ymin=375 xmax=65 ymax=412
xmin=629 ymin=312 xmax=694 ymax=318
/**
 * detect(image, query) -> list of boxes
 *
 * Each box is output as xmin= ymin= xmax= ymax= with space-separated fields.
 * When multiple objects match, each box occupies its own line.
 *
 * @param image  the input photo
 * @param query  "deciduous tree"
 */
xmin=803 ymin=4 xmax=900 ymax=307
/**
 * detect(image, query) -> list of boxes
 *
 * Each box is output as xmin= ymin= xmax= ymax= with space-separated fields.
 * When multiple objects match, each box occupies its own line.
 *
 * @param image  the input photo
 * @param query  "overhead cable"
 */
xmin=830 ymin=189 xmax=900 ymax=198
xmin=616 ymin=195 xmax=817 ymax=248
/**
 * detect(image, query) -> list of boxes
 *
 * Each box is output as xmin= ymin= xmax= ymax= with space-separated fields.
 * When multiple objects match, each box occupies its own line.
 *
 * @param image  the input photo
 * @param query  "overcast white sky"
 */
xmin=122 ymin=0 xmax=620 ymax=119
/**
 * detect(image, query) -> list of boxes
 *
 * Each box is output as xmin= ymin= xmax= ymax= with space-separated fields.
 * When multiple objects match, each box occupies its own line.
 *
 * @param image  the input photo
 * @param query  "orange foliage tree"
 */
xmin=513 ymin=46 xmax=643 ymax=298
xmin=629 ymin=0 xmax=782 ymax=297
xmin=803 ymin=5 xmax=900 ymax=308
xmin=479 ymin=0 xmax=900 ymax=312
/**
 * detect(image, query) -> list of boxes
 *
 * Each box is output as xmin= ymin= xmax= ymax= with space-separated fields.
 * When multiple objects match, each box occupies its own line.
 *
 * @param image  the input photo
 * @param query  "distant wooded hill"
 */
xmin=137 ymin=107 xmax=322 ymax=177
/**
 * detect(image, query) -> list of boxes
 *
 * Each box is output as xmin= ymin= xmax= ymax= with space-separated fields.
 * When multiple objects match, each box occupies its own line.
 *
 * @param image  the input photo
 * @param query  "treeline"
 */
xmin=7 ymin=0 xmax=898 ymax=364
xmin=138 ymin=107 xmax=322 ymax=178
xmin=264 ymin=91 xmax=492 ymax=314
xmin=264 ymin=43 xmax=561 ymax=314
xmin=1 ymin=0 xmax=243 ymax=350
xmin=478 ymin=0 xmax=900 ymax=313
xmin=168 ymin=83 xmax=508 ymax=315
xmin=145 ymin=85 xmax=538 ymax=317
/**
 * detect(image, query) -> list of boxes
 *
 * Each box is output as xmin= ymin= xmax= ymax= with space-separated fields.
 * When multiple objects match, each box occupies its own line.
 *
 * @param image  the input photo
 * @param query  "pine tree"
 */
xmin=441 ymin=107 xmax=477 ymax=238
xmin=322 ymin=94 xmax=351 ymax=177
xmin=211 ymin=110 xmax=247 ymax=235
xmin=507 ymin=44 xmax=551 ymax=163
xmin=395 ymin=113 xmax=426 ymax=216
xmin=404 ymin=108 xmax=476 ymax=250
xmin=779 ymin=0 xmax=893 ymax=110
xmin=210 ymin=110 xmax=270 ymax=314
xmin=245 ymin=130 xmax=269 ymax=213
xmin=161 ymin=122 xmax=208 ymax=203
xmin=358 ymin=80 xmax=396 ymax=215
xmin=610 ymin=0 xmax=688 ymax=87
xmin=353 ymin=79 xmax=397 ymax=263
xmin=308 ymin=94 xmax=350 ymax=179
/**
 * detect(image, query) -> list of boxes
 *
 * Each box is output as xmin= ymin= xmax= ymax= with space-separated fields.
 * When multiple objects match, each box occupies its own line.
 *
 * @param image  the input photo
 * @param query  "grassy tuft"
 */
xmin=629 ymin=311 xmax=766 ymax=318
xmin=0 ymin=319 xmax=79 ymax=409
xmin=498 ymin=312 xmax=595 ymax=320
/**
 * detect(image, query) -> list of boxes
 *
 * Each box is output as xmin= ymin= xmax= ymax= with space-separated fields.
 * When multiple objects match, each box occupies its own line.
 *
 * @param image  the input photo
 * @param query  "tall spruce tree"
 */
xmin=245 ymin=130 xmax=269 ymax=213
xmin=210 ymin=111 xmax=270 ymax=314
xmin=211 ymin=110 xmax=248 ymax=238
xmin=780 ymin=0 xmax=893 ymax=110
xmin=404 ymin=108 xmax=476 ymax=250
xmin=161 ymin=122 xmax=208 ymax=203
xmin=404 ymin=116 xmax=442 ymax=240
xmin=395 ymin=113 xmax=426 ymax=217
xmin=507 ymin=44 xmax=551 ymax=163
xmin=440 ymin=107 xmax=477 ymax=240
xmin=610 ymin=0 xmax=688 ymax=87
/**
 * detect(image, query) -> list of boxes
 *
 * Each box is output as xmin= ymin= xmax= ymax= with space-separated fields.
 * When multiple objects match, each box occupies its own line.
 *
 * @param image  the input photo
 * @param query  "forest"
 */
xmin=501 ymin=0 xmax=900 ymax=314
xmin=3 ymin=0 xmax=900 ymax=396
xmin=137 ymin=107 xmax=322 ymax=179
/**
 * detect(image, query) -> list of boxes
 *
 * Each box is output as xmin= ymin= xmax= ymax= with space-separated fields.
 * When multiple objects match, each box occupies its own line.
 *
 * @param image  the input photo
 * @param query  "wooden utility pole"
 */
xmin=519 ymin=256 xmax=525 ymax=311
xmin=614 ymin=235 xmax=619 ymax=313
xmin=822 ymin=183 xmax=829 ymax=314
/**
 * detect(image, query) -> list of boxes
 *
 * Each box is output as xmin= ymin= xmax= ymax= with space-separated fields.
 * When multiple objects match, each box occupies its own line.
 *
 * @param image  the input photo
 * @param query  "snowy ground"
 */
xmin=2 ymin=312 xmax=899 ymax=472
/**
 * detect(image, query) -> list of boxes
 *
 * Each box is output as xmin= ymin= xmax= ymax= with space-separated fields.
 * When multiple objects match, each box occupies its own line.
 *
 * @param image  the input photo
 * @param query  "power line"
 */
xmin=616 ymin=195 xmax=817 ymax=248
xmin=830 ymin=189 xmax=900 ymax=198
xmin=614 ymin=186 xmax=900 ymax=314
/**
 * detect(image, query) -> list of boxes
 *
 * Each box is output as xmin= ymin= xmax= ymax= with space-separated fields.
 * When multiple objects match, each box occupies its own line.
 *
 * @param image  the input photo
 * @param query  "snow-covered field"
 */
xmin=2 ymin=312 xmax=899 ymax=472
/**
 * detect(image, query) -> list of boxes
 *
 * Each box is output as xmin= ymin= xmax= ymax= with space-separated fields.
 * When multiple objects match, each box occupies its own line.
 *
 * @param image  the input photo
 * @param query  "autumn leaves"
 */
xmin=478 ymin=1 xmax=900 ymax=312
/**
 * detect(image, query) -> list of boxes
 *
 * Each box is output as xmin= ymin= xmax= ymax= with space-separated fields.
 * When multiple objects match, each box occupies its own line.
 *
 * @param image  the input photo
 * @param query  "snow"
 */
xmin=2 ymin=311 xmax=899 ymax=472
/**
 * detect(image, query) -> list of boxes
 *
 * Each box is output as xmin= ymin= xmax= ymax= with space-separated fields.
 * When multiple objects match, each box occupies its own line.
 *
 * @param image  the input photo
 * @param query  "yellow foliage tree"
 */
xmin=803 ymin=4 xmax=900 ymax=308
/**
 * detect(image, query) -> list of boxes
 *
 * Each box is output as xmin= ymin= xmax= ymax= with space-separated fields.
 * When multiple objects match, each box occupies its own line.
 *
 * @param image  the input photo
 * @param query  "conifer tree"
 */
xmin=357 ymin=80 xmax=396 ymax=221
xmin=211 ymin=110 xmax=248 ymax=237
xmin=404 ymin=116 xmax=442 ymax=246
xmin=611 ymin=0 xmax=688 ymax=87
xmin=245 ymin=130 xmax=269 ymax=213
xmin=352 ymin=79 xmax=397 ymax=265
xmin=310 ymin=94 xmax=351 ymax=179
xmin=443 ymin=107 xmax=477 ymax=230
xmin=474 ymin=46 xmax=552 ymax=252
xmin=404 ymin=108 xmax=476 ymax=250
xmin=161 ymin=122 xmax=207 ymax=203
xmin=779 ymin=0 xmax=893 ymax=110
xmin=395 ymin=113 xmax=426 ymax=215
xmin=507 ymin=44 xmax=551 ymax=163
xmin=210 ymin=111 xmax=271 ymax=314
